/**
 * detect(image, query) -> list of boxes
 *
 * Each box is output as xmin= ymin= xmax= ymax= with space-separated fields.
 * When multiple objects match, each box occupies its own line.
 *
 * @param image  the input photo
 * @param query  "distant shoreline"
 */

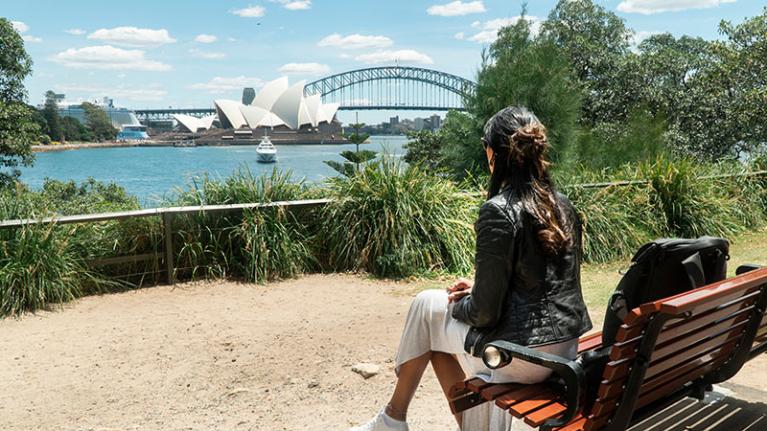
xmin=32 ymin=136 xmax=406 ymax=152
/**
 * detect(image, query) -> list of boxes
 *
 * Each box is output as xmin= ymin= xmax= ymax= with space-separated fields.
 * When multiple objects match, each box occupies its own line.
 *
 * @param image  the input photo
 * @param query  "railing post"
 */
xmin=163 ymin=212 xmax=174 ymax=285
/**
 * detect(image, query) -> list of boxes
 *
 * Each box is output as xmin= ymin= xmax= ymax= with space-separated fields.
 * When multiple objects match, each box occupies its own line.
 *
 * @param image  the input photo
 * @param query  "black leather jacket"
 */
xmin=452 ymin=188 xmax=592 ymax=357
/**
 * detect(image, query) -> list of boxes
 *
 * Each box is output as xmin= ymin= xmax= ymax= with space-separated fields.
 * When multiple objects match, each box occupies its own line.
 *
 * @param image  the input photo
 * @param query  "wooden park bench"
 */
xmin=448 ymin=265 xmax=767 ymax=431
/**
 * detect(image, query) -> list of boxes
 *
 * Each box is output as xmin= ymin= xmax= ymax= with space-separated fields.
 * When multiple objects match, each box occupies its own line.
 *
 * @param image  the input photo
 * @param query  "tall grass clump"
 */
xmin=321 ymin=158 xmax=475 ymax=278
xmin=0 ymin=188 xmax=104 ymax=317
xmin=564 ymin=181 xmax=666 ymax=263
xmin=172 ymin=167 xmax=316 ymax=283
xmin=640 ymin=157 xmax=746 ymax=238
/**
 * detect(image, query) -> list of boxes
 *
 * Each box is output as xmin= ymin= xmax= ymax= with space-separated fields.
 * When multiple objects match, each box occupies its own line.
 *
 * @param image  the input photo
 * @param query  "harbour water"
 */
xmin=19 ymin=136 xmax=408 ymax=207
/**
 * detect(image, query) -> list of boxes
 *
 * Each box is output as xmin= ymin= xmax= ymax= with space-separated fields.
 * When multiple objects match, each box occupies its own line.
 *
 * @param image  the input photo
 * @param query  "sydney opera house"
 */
xmin=171 ymin=77 xmax=342 ymax=143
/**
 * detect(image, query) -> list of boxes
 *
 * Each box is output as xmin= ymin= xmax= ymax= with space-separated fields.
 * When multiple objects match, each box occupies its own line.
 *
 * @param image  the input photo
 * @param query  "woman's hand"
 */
xmin=447 ymin=278 xmax=473 ymax=303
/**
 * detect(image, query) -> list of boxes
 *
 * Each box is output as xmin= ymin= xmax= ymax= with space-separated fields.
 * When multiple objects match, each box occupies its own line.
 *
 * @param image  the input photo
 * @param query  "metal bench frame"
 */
xmin=448 ymin=266 xmax=767 ymax=431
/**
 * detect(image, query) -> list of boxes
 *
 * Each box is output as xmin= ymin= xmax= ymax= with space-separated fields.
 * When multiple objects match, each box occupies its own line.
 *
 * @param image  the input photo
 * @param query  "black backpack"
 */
xmin=601 ymin=236 xmax=730 ymax=347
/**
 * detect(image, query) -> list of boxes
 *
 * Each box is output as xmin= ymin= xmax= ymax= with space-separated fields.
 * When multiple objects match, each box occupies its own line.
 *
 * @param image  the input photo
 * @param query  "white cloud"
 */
xmin=317 ymin=33 xmax=394 ymax=50
xmin=278 ymin=62 xmax=330 ymax=75
xmin=11 ymin=21 xmax=42 ymax=42
xmin=65 ymin=28 xmax=86 ymax=35
xmin=427 ymin=1 xmax=486 ymax=16
xmin=195 ymin=34 xmax=217 ymax=43
xmin=231 ymin=5 xmax=266 ymax=17
xmin=339 ymin=53 xmax=351 ymax=59
xmin=616 ymin=0 xmax=736 ymax=14
xmin=355 ymin=49 xmax=434 ymax=65
xmin=11 ymin=21 xmax=29 ymax=33
xmin=227 ymin=37 xmax=238 ymax=42
xmin=58 ymin=84 xmax=168 ymax=102
xmin=454 ymin=31 xmax=465 ymax=40
xmin=271 ymin=0 xmax=312 ymax=10
xmin=465 ymin=16 xmax=542 ymax=43
xmin=51 ymin=45 xmax=172 ymax=71
xmin=189 ymin=49 xmax=226 ymax=60
xmin=88 ymin=27 xmax=176 ymax=47
xmin=190 ymin=76 xmax=265 ymax=93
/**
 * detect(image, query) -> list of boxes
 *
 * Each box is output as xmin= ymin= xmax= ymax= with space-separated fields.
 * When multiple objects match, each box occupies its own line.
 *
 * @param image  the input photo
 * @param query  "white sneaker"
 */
xmin=349 ymin=409 xmax=409 ymax=431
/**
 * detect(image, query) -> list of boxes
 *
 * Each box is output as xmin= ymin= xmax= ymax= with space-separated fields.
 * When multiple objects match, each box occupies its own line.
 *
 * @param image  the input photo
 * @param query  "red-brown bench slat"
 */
xmin=650 ymin=311 xmax=752 ymax=360
xmin=508 ymin=390 xmax=559 ymax=417
xmin=480 ymin=383 xmax=524 ymax=401
xmin=466 ymin=377 xmax=493 ymax=393
xmin=578 ymin=332 xmax=603 ymax=353
xmin=609 ymin=301 xmax=755 ymax=361
xmin=598 ymin=338 xmax=739 ymax=400
xmin=658 ymin=268 xmax=767 ymax=314
xmin=656 ymin=299 xmax=757 ymax=342
xmin=495 ymin=384 xmax=551 ymax=410
xmin=602 ymin=322 xmax=746 ymax=385
xmin=584 ymin=414 xmax=609 ymax=431
xmin=555 ymin=416 xmax=586 ymax=431
xmin=524 ymin=402 xmax=568 ymax=427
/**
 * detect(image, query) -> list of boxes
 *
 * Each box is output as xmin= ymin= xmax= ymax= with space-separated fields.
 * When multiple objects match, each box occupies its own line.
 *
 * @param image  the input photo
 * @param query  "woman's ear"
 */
xmin=486 ymin=146 xmax=495 ymax=173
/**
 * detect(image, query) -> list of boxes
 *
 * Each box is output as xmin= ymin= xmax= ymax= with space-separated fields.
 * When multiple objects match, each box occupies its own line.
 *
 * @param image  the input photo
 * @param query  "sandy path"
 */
xmin=0 ymin=275 xmax=453 ymax=431
xmin=1 ymin=274 xmax=765 ymax=430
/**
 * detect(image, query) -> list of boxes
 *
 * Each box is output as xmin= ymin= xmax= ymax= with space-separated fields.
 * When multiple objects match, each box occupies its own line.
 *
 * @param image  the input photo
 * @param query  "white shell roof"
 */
xmin=173 ymin=114 xmax=216 ymax=132
xmin=215 ymin=99 xmax=248 ymax=129
xmin=317 ymin=103 xmax=340 ymax=124
xmin=271 ymin=81 xmax=305 ymax=130
xmin=213 ymin=77 xmax=338 ymax=131
xmin=252 ymin=76 xmax=289 ymax=111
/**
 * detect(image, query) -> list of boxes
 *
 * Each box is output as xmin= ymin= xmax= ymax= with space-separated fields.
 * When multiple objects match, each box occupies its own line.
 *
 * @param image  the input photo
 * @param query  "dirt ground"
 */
xmin=0 ymin=274 xmax=765 ymax=431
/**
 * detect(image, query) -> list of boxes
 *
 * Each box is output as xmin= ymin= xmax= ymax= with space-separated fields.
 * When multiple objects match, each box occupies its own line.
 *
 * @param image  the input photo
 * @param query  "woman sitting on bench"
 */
xmin=350 ymin=107 xmax=593 ymax=431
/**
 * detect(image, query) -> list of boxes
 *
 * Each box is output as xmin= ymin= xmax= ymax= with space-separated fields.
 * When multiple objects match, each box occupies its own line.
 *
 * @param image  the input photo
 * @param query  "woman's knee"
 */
xmin=414 ymin=289 xmax=448 ymax=308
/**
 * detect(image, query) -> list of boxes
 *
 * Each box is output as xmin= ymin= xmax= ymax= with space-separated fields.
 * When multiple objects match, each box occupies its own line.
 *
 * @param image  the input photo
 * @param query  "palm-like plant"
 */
xmin=325 ymin=121 xmax=377 ymax=176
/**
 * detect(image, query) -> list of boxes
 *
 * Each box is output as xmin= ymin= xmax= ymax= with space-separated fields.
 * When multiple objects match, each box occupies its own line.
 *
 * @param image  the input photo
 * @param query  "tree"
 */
xmin=403 ymin=129 xmax=443 ymax=169
xmin=466 ymin=11 xmax=583 ymax=161
xmin=0 ymin=18 xmax=39 ymax=186
xmin=42 ymin=90 xmax=63 ymax=141
xmin=542 ymin=0 xmax=633 ymax=124
xmin=324 ymin=121 xmax=377 ymax=176
xmin=60 ymin=116 xmax=92 ymax=142
xmin=81 ymin=102 xmax=117 ymax=141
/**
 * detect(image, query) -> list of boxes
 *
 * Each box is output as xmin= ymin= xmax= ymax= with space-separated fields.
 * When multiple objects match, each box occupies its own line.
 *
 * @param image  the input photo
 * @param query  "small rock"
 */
xmin=308 ymin=381 xmax=320 ymax=388
xmin=351 ymin=363 xmax=380 ymax=379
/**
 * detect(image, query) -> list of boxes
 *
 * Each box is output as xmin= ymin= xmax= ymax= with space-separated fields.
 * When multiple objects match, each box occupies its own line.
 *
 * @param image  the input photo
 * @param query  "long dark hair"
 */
xmin=483 ymin=106 xmax=572 ymax=256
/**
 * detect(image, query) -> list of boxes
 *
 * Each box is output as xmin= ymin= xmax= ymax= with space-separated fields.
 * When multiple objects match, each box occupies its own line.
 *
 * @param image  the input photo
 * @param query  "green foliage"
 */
xmin=466 ymin=12 xmax=583 ymax=161
xmin=404 ymin=129 xmax=443 ymax=169
xmin=325 ymin=122 xmax=377 ymax=176
xmin=42 ymin=91 xmax=63 ymax=141
xmin=402 ymin=110 xmax=485 ymax=179
xmin=0 ymin=18 xmax=38 ymax=187
xmin=81 ymin=102 xmax=118 ymax=141
xmin=0 ymin=180 xmax=139 ymax=317
xmin=321 ymin=158 xmax=475 ymax=278
xmin=172 ymin=168 xmax=315 ymax=283
xmin=569 ymin=109 xmax=669 ymax=170
xmin=60 ymin=116 xmax=92 ymax=142
xmin=542 ymin=0 xmax=632 ymax=124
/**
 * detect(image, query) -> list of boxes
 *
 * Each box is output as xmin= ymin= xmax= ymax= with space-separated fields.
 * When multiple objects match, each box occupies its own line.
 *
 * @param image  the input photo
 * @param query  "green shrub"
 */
xmin=640 ymin=157 xmax=745 ymax=238
xmin=321 ymin=158 xmax=475 ymax=278
xmin=0 ymin=221 xmax=99 ymax=317
xmin=172 ymin=168 xmax=316 ymax=283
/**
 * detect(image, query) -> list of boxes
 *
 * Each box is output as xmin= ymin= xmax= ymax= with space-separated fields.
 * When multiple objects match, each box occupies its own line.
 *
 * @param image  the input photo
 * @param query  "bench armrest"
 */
xmin=483 ymin=340 xmax=585 ymax=431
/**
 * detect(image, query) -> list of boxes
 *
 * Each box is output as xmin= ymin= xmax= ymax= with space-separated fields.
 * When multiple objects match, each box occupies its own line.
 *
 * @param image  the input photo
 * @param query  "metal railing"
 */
xmin=0 ymin=199 xmax=331 ymax=285
xmin=2 ymin=169 xmax=766 ymax=285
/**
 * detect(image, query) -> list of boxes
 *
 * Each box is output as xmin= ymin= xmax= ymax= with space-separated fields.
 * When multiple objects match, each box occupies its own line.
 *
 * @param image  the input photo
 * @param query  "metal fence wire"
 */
xmin=2 ymin=170 xmax=767 ymax=284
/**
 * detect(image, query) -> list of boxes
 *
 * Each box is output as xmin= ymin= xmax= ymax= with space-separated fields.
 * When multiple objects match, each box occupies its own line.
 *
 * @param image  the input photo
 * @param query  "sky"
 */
xmin=4 ymin=0 xmax=766 ymax=124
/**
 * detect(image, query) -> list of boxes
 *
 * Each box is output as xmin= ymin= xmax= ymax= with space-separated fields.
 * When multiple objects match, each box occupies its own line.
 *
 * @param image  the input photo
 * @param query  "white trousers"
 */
xmin=394 ymin=290 xmax=578 ymax=431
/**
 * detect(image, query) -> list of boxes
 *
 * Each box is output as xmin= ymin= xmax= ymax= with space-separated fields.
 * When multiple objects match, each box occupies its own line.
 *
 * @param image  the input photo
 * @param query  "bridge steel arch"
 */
xmin=304 ymin=66 xmax=476 ymax=111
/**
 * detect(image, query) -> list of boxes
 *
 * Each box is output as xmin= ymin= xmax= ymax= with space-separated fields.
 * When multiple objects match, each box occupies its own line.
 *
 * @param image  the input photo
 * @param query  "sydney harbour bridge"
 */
xmin=134 ymin=66 xmax=477 ymax=123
